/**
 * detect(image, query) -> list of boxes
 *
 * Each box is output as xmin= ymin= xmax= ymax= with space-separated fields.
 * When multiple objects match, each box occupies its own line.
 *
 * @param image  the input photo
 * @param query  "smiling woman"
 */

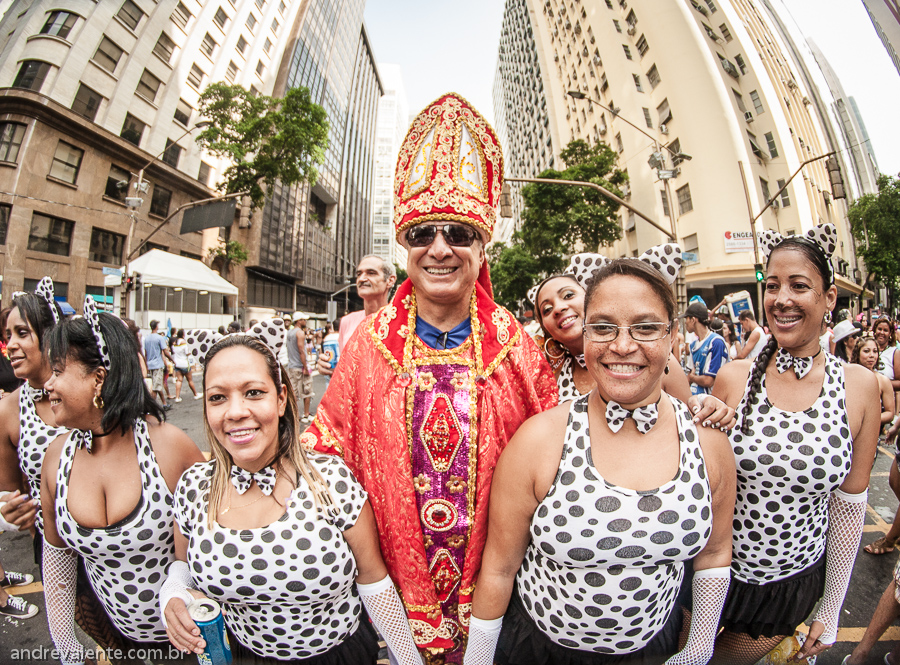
xmin=160 ymin=332 xmax=423 ymax=664
xmin=466 ymin=250 xmax=736 ymax=665
xmin=711 ymin=225 xmax=881 ymax=664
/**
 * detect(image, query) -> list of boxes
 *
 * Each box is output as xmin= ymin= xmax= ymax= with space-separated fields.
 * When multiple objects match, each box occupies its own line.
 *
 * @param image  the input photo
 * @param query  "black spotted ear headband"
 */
xmin=13 ymin=276 xmax=60 ymax=324
xmin=82 ymin=296 xmax=111 ymax=371
xmin=528 ymin=245 xmax=682 ymax=310
xmin=186 ymin=319 xmax=287 ymax=382
xmin=759 ymin=223 xmax=837 ymax=281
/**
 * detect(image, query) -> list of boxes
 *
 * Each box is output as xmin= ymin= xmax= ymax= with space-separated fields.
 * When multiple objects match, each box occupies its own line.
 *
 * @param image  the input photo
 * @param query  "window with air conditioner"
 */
xmin=105 ymin=164 xmax=130 ymax=202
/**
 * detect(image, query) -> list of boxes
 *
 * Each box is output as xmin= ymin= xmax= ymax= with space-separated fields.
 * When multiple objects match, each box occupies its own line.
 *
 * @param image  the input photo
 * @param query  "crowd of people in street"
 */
xmin=0 ymin=92 xmax=900 ymax=665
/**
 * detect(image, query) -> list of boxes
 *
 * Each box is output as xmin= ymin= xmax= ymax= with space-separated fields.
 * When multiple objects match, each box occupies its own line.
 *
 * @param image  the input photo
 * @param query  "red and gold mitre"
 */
xmin=394 ymin=93 xmax=504 ymax=241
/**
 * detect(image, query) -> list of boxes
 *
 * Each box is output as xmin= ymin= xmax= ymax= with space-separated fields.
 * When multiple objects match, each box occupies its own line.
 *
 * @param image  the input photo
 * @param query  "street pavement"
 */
xmin=2 ymin=371 xmax=899 ymax=663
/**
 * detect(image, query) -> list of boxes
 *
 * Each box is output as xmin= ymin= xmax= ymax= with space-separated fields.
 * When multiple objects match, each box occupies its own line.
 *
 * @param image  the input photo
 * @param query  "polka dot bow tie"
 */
xmin=605 ymin=400 xmax=659 ymax=434
xmin=230 ymin=465 xmax=277 ymax=496
xmin=775 ymin=347 xmax=820 ymax=379
xmin=23 ymin=384 xmax=48 ymax=403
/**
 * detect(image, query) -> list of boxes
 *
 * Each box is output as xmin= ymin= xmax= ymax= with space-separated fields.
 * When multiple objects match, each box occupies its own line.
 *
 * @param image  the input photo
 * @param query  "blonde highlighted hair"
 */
xmin=201 ymin=334 xmax=336 ymax=528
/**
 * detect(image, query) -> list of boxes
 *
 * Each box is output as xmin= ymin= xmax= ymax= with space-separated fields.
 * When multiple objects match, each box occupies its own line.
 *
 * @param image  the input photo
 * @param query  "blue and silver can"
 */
xmin=188 ymin=598 xmax=232 ymax=665
xmin=322 ymin=338 xmax=340 ymax=369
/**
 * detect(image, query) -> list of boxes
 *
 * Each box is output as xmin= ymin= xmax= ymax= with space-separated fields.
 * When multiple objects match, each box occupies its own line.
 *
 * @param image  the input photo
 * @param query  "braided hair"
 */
xmin=738 ymin=236 xmax=834 ymax=435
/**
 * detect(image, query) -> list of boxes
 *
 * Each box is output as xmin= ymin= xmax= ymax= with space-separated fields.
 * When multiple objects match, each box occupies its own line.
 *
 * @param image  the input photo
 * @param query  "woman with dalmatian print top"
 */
xmin=530 ymin=254 xmax=736 ymax=429
xmin=711 ymin=224 xmax=881 ymax=665
xmin=466 ymin=251 xmax=736 ymax=665
xmin=0 ymin=281 xmax=66 ymax=539
xmin=40 ymin=302 xmax=204 ymax=665
xmin=160 ymin=332 xmax=424 ymax=664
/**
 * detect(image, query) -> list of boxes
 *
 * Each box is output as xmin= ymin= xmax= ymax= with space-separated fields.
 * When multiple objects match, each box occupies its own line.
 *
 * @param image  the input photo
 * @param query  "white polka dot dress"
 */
xmin=54 ymin=419 xmax=173 ymax=643
xmin=18 ymin=388 xmax=66 ymax=533
xmin=730 ymin=353 xmax=852 ymax=583
xmin=556 ymin=357 xmax=581 ymax=403
xmin=173 ymin=454 xmax=369 ymax=660
xmin=517 ymin=394 xmax=712 ymax=654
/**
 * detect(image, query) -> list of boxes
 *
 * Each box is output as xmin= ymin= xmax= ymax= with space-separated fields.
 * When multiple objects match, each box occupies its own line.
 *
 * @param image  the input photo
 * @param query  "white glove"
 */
xmin=463 ymin=615 xmax=503 ymax=665
xmin=43 ymin=540 xmax=85 ymax=665
xmin=814 ymin=488 xmax=867 ymax=644
xmin=158 ymin=560 xmax=195 ymax=628
xmin=357 ymin=575 xmax=424 ymax=665
xmin=665 ymin=566 xmax=730 ymax=665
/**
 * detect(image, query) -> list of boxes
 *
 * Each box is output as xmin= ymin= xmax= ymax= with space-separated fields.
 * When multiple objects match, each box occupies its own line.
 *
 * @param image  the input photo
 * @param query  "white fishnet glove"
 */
xmin=462 ymin=615 xmax=502 ymax=665
xmin=357 ymin=575 xmax=424 ymax=665
xmin=43 ymin=540 xmax=85 ymax=665
xmin=665 ymin=566 xmax=730 ymax=665
xmin=159 ymin=560 xmax=196 ymax=628
xmin=813 ymin=488 xmax=867 ymax=644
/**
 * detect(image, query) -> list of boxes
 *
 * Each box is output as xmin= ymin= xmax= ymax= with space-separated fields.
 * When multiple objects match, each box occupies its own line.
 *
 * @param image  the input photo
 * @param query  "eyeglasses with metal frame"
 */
xmin=582 ymin=321 xmax=674 ymax=343
xmin=405 ymin=223 xmax=479 ymax=248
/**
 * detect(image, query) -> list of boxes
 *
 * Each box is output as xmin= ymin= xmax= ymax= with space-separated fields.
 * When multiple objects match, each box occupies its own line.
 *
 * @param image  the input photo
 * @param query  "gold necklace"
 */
xmin=220 ymin=492 xmax=268 ymax=515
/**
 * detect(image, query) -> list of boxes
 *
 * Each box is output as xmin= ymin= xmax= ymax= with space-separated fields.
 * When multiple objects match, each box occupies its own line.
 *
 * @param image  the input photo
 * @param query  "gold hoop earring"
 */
xmin=93 ymin=394 xmax=104 ymax=410
xmin=543 ymin=337 xmax=568 ymax=360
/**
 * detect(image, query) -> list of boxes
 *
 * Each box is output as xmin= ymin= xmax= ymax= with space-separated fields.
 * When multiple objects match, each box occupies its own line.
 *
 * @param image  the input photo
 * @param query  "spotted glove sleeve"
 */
xmin=814 ymin=488 xmax=867 ymax=645
xmin=665 ymin=566 xmax=730 ymax=665
xmin=357 ymin=575 xmax=424 ymax=665
xmin=43 ymin=540 xmax=85 ymax=665
xmin=158 ymin=560 xmax=196 ymax=628
xmin=463 ymin=615 xmax=503 ymax=665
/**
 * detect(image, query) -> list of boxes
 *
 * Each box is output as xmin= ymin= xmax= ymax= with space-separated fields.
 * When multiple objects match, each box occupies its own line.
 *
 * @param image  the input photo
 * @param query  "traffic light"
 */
xmin=826 ymin=157 xmax=845 ymax=200
xmin=133 ymin=272 xmax=142 ymax=291
xmin=754 ymin=263 xmax=765 ymax=282
xmin=123 ymin=274 xmax=134 ymax=292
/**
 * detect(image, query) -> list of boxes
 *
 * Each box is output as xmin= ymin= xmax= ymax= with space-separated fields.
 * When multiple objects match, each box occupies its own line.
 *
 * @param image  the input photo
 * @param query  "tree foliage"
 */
xmin=209 ymin=239 xmax=248 ymax=277
xmin=489 ymin=139 xmax=627 ymax=311
xmin=848 ymin=175 xmax=900 ymax=293
xmin=196 ymin=83 xmax=329 ymax=208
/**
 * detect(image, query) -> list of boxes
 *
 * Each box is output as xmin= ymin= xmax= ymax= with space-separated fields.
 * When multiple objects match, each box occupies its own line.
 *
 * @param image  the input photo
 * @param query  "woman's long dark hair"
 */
xmin=11 ymin=292 xmax=64 ymax=351
xmin=46 ymin=313 xmax=164 ymax=435
xmin=738 ymin=237 xmax=833 ymax=435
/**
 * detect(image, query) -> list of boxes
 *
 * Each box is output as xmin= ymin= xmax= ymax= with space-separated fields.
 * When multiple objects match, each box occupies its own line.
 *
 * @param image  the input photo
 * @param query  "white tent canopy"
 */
xmin=114 ymin=249 xmax=238 ymax=295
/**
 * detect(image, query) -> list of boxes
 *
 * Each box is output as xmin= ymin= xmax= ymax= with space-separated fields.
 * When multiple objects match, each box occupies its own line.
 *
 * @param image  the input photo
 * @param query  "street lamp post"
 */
xmin=566 ymin=90 xmax=689 ymax=311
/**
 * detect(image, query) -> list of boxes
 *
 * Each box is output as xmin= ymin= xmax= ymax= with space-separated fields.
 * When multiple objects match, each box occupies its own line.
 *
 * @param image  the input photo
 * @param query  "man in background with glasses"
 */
xmin=302 ymin=93 xmax=558 ymax=662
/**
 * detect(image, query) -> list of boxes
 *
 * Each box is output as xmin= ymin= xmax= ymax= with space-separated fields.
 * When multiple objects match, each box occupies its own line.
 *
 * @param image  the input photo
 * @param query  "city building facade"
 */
xmin=862 ymin=0 xmax=900 ymax=77
xmin=371 ymin=63 xmax=408 ymax=269
xmin=493 ymin=0 xmax=869 ymax=315
xmin=0 ymin=0 xmax=382 ymax=322
xmin=249 ymin=0 xmax=382 ymax=317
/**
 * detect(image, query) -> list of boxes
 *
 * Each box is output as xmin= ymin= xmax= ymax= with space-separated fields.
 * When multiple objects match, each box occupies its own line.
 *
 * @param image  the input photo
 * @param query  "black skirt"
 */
xmin=495 ymin=589 xmax=682 ymax=665
xmin=227 ymin=616 xmax=380 ymax=664
xmin=720 ymin=556 xmax=826 ymax=640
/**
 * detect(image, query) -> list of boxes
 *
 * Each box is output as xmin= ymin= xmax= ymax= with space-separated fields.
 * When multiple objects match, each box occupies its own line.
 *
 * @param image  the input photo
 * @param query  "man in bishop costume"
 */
xmin=302 ymin=93 xmax=558 ymax=662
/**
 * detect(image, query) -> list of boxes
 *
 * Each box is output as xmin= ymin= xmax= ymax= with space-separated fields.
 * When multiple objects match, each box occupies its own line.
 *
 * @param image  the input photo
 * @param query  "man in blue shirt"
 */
xmin=683 ymin=302 xmax=729 ymax=395
xmin=144 ymin=319 xmax=173 ymax=410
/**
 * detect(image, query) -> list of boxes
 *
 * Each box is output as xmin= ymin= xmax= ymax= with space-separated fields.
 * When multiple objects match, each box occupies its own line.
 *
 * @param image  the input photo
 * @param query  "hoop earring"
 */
xmin=93 ymin=394 xmax=104 ymax=410
xmin=824 ymin=311 xmax=833 ymax=326
xmin=543 ymin=337 xmax=567 ymax=360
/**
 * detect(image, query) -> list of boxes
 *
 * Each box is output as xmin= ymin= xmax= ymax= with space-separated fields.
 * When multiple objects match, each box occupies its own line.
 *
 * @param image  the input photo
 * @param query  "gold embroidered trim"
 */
xmin=492 ymin=308 xmax=510 ymax=345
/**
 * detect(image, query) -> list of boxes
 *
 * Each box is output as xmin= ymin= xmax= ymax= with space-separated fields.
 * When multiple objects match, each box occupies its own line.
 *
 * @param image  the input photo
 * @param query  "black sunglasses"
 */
xmin=406 ymin=224 xmax=478 ymax=248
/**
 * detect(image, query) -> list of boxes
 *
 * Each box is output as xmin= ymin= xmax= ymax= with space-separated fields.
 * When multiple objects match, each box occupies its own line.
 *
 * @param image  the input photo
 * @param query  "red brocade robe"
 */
xmin=301 ymin=279 xmax=557 ymax=660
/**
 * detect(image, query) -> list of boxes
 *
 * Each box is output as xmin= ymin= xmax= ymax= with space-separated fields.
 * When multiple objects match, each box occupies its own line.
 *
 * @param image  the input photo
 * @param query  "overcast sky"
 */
xmin=364 ymin=0 xmax=900 ymax=176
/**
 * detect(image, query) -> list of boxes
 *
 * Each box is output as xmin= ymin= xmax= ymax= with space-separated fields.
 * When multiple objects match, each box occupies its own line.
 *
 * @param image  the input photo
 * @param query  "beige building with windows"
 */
xmin=0 ymin=0 xmax=307 ymax=312
xmin=0 ymin=0 xmax=382 ymax=323
xmin=494 ymin=0 xmax=869 ymax=314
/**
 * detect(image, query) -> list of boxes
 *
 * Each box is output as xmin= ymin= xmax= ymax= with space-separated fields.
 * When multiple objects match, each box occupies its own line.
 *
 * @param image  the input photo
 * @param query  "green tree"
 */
xmin=489 ymin=139 xmax=627 ymax=311
xmin=209 ymin=239 xmax=248 ymax=278
xmin=848 ymin=175 xmax=900 ymax=302
xmin=196 ymin=83 xmax=329 ymax=208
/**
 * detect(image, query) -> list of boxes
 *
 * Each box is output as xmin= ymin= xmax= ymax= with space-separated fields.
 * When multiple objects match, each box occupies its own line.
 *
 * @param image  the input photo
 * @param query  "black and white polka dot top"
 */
xmin=18 ymin=388 xmax=66 ymax=533
xmin=173 ymin=454 xmax=368 ymax=660
xmin=557 ymin=357 xmax=581 ymax=403
xmin=517 ymin=394 xmax=712 ymax=654
xmin=730 ymin=352 xmax=852 ymax=584
xmin=55 ymin=419 xmax=173 ymax=643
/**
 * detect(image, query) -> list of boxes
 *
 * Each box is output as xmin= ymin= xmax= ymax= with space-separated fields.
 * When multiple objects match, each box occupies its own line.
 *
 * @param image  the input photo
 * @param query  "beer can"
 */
xmin=323 ymin=339 xmax=340 ymax=369
xmin=187 ymin=598 xmax=232 ymax=665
